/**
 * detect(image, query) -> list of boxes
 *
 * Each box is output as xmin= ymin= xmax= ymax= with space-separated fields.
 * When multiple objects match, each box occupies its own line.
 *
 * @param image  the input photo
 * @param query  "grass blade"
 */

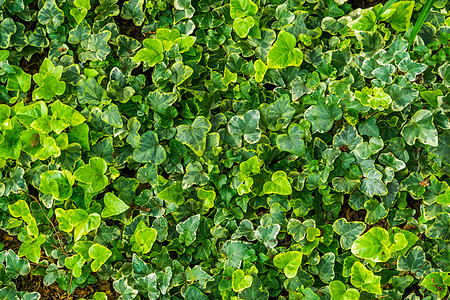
xmin=409 ymin=0 xmax=435 ymax=50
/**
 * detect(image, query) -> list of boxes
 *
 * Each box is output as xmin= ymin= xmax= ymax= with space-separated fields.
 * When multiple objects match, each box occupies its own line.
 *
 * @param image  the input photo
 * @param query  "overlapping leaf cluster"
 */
xmin=0 ymin=0 xmax=450 ymax=299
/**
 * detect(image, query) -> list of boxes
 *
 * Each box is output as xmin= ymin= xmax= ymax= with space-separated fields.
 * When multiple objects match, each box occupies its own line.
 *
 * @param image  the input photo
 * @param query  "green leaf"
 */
xmin=276 ymin=123 xmax=306 ymax=156
xmin=5 ymin=249 xmax=30 ymax=279
xmin=33 ymin=74 xmax=66 ymax=100
xmin=255 ymin=224 xmax=281 ymax=249
xmin=176 ymin=116 xmax=211 ymax=156
xmin=0 ymin=18 xmax=17 ymax=49
xmin=37 ymin=0 xmax=64 ymax=27
xmin=230 ymin=0 xmax=258 ymax=19
xmin=332 ymin=218 xmax=366 ymax=250
xmin=401 ymin=109 xmax=438 ymax=147
xmin=101 ymin=192 xmax=129 ymax=218
xmin=329 ymin=280 xmax=360 ymax=300
xmin=89 ymin=243 xmax=112 ymax=272
xmin=73 ymin=157 xmax=109 ymax=193
xmin=133 ymin=38 xmax=164 ymax=66
xmin=267 ymin=31 xmax=303 ymax=69
xmin=387 ymin=1 xmax=414 ymax=32
xmin=133 ymin=228 xmax=157 ymax=254
xmin=233 ymin=16 xmax=255 ymax=38
xmin=254 ymin=59 xmax=267 ymax=82
xmin=7 ymin=66 xmax=31 ymax=92
xmin=351 ymin=227 xmax=391 ymax=262
xmin=158 ymin=182 xmax=185 ymax=205
xmin=39 ymin=170 xmax=74 ymax=201
xmin=50 ymin=100 xmax=86 ymax=134
xmin=273 ymin=251 xmax=303 ymax=278
xmin=263 ymin=171 xmax=292 ymax=195
xmin=309 ymin=252 xmax=335 ymax=283
xmin=398 ymin=58 xmax=427 ymax=82
xmin=176 ymin=214 xmax=200 ymax=246
xmin=121 ymin=0 xmax=145 ymax=26
xmin=333 ymin=125 xmax=363 ymax=151
xmin=182 ymin=161 xmax=210 ymax=189
xmin=361 ymin=169 xmax=388 ymax=197
xmin=8 ymin=200 xmax=31 ymax=220
xmin=421 ymin=272 xmax=449 ymax=299
xmin=228 ymin=110 xmax=261 ymax=144
xmin=305 ymin=98 xmax=342 ymax=133
xmin=355 ymin=87 xmax=392 ymax=110
xmin=101 ymin=104 xmax=123 ymax=128
xmin=350 ymin=9 xmax=377 ymax=32
xmin=350 ymin=262 xmax=382 ymax=294
xmin=232 ymin=269 xmax=253 ymax=292
xmin=133 ymin=131 xmax=166 ymax=165
xmin=221 ymin=240 xmax=251 ymax=269
xmin=171 ymin=61 xmax=193 ymax=86
xmin=18 ymin=234 xmax=45 ymax=263
xmin=426 ymin=213 xmax=450 ymax=241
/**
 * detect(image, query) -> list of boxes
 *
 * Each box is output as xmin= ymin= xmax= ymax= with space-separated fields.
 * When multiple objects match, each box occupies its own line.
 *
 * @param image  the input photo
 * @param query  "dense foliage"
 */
xmin=0 ymin=0 xmax=450 ymax=299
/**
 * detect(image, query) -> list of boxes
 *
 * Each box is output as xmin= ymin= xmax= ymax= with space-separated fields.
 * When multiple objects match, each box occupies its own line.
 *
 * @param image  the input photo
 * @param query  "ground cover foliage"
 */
xmin=0 ymin=0 xmax=450 ymax=299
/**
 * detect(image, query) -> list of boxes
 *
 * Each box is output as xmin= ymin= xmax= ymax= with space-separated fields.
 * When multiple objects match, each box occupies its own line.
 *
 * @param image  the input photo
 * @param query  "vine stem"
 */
xmin=150 ymin=197 xmax=173 ymax=227
xmin=25 ymin=192 xmax=67 ymax=256
xmin=67 ymin=272 xmax=73 ymax=300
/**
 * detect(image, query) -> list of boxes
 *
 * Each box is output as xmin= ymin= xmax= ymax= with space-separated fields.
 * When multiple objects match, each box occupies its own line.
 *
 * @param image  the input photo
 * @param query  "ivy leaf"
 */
xmin=176 ymin=214 xmax=200 ymax=246
xmin=73 ymin=157 xmax=108 ymax=193
xmin=37 ymin=0 xmax=64 ymax=27
xmin=133 ymin=131 xmax=166 ymax=165
xmin=361 ymin=169 xmax=388 ymax=197
xmin=305 ymin=98 xmax=342 ymax=133
xmin=255 ymin=224 xmax=281 ymax=249
xmin=0 ymin=18 xmax=17 ymax=49
xmin=5 ymin=249 xmax=30 ymax=279
xmin=171 ymin=61 xmax=193 ymax=86
xmin=333 ymin=125 xmax=363 ymax=151
xmin=349 ymin=9 xmax=377 ymax=32
xmin=220 ymin=240 xmax=251 ymax=269
xmin=233 ymin=17 xmax=255 ymax=38
xmin=133 ymin=228 xmax=157 ymax=254
xmin=401 ymin=109 xmax=438 ymax=147
xmin=133 ymin=38 xmax=164 ymax=66
xmin=121 ymin=0 xmax=145 ymax=26
xmin=39 ymin=170 xmax=74 ymax=201
xmin=232 ymin=269 xmax=252 ymax=292
xmin=89 ymin=244 xmax=112 ymax=272
xmin=7 ymin=65 xmax=31 ymax=92
xmin=276 ymin=123 xmax=306 ymax=156
xmin=18 ymin=235 xmax=46 ymax=263
xmin=351 ymin=227 xmax=391 ymax=262
xmin=267 ymin=31 xmax=303 ymax=69
xmin=101 ymin=192 xmax=129 ymax=218
xmin=176 ymin=116 xmax=211 ymax=156
xmin=350 ymin=262 xmax=382 ymax=294
xmin=228 ymin=110 xmax=261 ymax=144
xmin=230 ymin=0 xmax=258 ymax=19
xmin=101 ymin=104 xmax=123 ymax=128
xmin=398 ymin=58 xmax=427 ymax=82
xmin=329 ymin=280 xmax=360 ymax=300
xmin=273 ymin=251 xmax=303 ymax=278
xmin=254 ymin=59 xmax=267 ymax=82
xmin=182 ymin=161 xmax=210 ymax=189
xmin=426 ymin=213 xmax=450 ymax=241
xmin=332 ymin=218 xmax=366 ymax=250
xmin=421 ymin=272 xmax=449 ymax=299
xmin=158 ymin=182 xmax=185 ymax=205
xmin=263 ymin=171 xmax=292 ymax=195
xmin=387 ymin=1 xmax=414 ymax=32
